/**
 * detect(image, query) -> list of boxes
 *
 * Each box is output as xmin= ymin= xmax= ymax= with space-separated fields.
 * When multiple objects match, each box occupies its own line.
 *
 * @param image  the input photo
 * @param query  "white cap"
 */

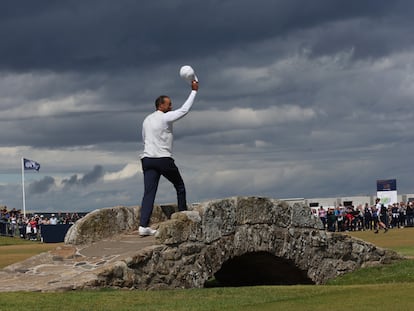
xmin=179 ymin=65 xmax=198 ymax=84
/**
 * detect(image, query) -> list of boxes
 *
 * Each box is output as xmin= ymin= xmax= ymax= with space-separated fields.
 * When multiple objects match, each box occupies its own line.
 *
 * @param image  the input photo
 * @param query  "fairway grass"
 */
xmin=345 ymin=226 xmax=414 ymax=257
xmin=327 ymin=259 xmax=414 ymax=285
xmin=0 ymin=235 xmax=41 ymax=246
xmin=0 ymin=284 xmax=414 ymax=311
xmin=0 ymin=236 xmax=62 ymax=269
xmin=0 ymin=228 xmax=413 ymax=310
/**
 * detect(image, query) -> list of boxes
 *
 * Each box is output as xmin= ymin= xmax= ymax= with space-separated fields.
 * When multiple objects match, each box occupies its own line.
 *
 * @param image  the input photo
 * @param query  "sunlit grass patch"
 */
xmin=327 ymin=259 xmax=414 ymax=285
xmin=0 ymin=236 xmax=61 ymax=268
xmin=0 ymin=235 xmax=39 ymax=246
xmin=346 ymin=227 xmax=414 ymax=257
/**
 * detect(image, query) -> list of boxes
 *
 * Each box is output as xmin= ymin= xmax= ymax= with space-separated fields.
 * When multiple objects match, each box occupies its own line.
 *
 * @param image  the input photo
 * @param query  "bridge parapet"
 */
xmin=157 ymin=196 xmax=322 ymax=245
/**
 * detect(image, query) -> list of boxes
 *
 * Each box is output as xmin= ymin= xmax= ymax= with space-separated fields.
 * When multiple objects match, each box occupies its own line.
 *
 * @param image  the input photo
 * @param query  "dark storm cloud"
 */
xmin=0 ymin=0 xmax=412 ymax=149
xmin=62 ymin=174 xmax=78 ymax=189
xmin=1 ymin=0 xmax=414 ymax=213
xmin=28 ymin=176 xmax=55 ymax=194
xmin=0 ymin=0 xmax=409 ymax=72
xmin=0 ymin=112 xmax=139 ymax=148
xmin=62 ymin=165 xmax=104 ymax=189
xmin=82 ymin=165 xmax=105 ymax=185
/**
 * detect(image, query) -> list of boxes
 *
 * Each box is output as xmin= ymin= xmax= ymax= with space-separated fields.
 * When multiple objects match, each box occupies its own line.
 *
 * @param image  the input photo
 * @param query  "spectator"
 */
xmin=391 ymin=203 xmax=400 ymax=228
xmin=27 ymin=217 xmax=38 ymax=240
xmin=318 ymin=206 xmax=327 ymax=229
xmin=379 ymin=203 xmax=389 ymax=228
xmin=406 ymin=202 xmax=414 ymax=227
xmin=336 ymin=206 xmax=345 ymax=232
xmin=9 ymin=212 xmax=17 ymax=237
xmin=49 ymin=214 xmax=58 ymax=225
xmin=374 ymin=198 xmax=388 ymax=233
xmin=344 ymin=206 xmax=355 ymax=231
xmin=18 ymin=216 xmax=26 ymax=239
xmin=354 ymin=205 xmax=364 ymax=231
xmin=364 ymin=203 xmax=372 ymax=230
xmin=399 ymin=202 xmax=406 ymax=228
xmin=327 ymin=209 xmax=336 ymax=232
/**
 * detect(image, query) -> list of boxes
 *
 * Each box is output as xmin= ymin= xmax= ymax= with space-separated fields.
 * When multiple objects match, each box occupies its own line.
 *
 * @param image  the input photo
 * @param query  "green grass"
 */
xmin=327 ymin=259 xmax=414 ymax=285
xmin=0 ymin=284 xmax=414 ymax=311
xmin=0 ymin=236 xmax=61 ymax=268
xmin=0 ymin=235 xmax=40 ymax=246
xmin=345 ymin=227 xmax=414 ymax=257
xmin=391 ymin=246 xmax=414 ymax=257
xmin=0 ymin=229 xmax=414 ymax=310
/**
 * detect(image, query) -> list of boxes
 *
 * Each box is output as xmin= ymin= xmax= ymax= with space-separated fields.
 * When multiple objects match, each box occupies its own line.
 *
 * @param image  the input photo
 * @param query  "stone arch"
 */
xmin=209 ymin=251 xmax=314 ymax=286
xmin=65 ymin=196 xmax=402 ymax=290
xmin=148 ymin=197 xmax=400 ymax=288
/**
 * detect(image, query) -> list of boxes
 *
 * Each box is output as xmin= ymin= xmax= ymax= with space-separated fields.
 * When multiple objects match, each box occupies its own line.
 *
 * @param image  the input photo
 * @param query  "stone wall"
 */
xmin=65 ymin=204 xmax=173 ymax=245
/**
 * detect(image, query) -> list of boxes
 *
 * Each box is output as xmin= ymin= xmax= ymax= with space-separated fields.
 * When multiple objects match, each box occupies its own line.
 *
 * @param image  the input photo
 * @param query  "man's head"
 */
xmin=155 ymin=95 xmax=172 ymax=112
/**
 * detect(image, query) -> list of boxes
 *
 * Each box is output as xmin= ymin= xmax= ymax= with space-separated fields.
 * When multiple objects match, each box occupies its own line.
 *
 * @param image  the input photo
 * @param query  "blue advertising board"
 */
xmin=376 ymin=179 xmax=397 ymax=191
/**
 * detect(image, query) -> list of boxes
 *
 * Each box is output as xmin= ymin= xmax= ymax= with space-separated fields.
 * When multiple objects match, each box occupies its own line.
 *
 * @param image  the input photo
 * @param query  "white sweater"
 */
xmin=140 ymin=90 xmax=197 ymax=158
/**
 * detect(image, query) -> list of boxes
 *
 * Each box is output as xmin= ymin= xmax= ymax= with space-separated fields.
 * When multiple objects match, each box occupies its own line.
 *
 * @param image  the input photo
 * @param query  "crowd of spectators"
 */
xmin=316 ymin=200 xmax=414 ymax=233
xmin=0 ymin=206 xmax=83 ymax=240
xmin=3 ymin=200 xmax=413 ymax=241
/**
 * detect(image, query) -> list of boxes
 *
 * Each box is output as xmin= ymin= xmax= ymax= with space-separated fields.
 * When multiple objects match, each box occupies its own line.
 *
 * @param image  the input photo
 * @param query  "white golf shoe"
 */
xmin=139 ymin=226 xmax=157 ymax=237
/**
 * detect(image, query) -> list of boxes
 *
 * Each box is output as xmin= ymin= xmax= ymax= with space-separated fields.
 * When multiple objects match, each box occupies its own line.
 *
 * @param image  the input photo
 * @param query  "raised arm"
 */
xmin=164 ymin=80 xmax=199 ymax=123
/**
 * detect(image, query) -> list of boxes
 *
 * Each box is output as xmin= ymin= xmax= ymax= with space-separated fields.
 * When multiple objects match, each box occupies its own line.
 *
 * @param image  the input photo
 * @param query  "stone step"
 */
xmin=0 ymin=231 xmax=156 ymax=292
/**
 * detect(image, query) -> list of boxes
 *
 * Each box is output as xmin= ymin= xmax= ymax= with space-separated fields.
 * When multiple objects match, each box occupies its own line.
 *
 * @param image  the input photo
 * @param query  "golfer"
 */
xmin=138 ymin=79 xmax=199 ymax=236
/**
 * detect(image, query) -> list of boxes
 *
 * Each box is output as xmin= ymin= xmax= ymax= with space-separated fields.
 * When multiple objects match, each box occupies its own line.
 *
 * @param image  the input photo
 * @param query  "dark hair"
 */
xmin=155 ymin=95 xmax=169 ymax=109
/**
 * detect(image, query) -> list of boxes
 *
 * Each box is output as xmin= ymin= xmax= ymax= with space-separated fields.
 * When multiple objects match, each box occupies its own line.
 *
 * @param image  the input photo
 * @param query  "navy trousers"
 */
xmin=140 ymin=157 xmax=187 ymax=227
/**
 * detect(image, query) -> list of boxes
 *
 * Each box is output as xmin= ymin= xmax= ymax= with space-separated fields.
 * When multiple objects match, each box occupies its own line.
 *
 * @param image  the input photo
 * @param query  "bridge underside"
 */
xmin=209 ymin=251 xmax=314 ymax=287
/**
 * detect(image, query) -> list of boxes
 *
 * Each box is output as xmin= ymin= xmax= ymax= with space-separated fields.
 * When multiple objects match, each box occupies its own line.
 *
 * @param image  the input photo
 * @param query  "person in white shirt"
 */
xmin=49 ymin=214 xmax=58 ymax=225
xmin=139 ymin=79 xmax=199 ymax=236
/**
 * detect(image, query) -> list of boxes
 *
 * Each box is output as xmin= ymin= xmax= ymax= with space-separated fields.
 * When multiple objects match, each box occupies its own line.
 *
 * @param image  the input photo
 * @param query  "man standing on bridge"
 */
xmin=138 ymin=78 xmax=199 ymax=237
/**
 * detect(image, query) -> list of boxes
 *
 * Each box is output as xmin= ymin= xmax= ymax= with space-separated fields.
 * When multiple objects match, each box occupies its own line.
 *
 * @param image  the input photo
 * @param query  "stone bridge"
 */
xmin=61 ymin=196 xmax=400 ymax=290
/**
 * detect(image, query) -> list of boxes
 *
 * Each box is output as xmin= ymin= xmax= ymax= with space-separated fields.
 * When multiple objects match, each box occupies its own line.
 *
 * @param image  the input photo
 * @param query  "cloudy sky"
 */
xmin=1 ymin=0 xmax=413 ymax=213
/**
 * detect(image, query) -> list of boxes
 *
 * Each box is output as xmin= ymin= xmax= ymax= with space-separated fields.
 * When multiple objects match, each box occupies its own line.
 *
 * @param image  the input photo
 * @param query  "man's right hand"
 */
xmin=191 ymin=80 xmax=199 ymax=91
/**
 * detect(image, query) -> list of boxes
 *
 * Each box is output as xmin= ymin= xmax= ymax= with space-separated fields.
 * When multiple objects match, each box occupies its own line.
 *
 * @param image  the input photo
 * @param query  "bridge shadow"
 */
xmin=205 ymin=251 xmax=314 ymax=287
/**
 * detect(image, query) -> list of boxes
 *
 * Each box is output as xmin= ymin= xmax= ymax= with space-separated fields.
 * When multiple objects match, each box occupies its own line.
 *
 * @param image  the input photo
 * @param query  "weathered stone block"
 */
xmin=199 ymin=198 xmax=237 ymax=243
xmin=65 ymin=205 xmax=172 ymax=245
xmin=291 ymin=202 xmax=323 ymax=229
xmin=161 ymin=248 xmax=182 ymax=261
xmin=156 ymin=211 xmax=202 ymax=245
xmin=65 ymin=206 xmax=139 ymax=245
xmin=234 ymin=197 xmax=293 ymax=227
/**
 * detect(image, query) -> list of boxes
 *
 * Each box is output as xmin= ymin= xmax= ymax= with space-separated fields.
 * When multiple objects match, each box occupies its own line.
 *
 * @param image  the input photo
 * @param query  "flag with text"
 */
xmin=23 ymin=158 xmax=40 ymax=171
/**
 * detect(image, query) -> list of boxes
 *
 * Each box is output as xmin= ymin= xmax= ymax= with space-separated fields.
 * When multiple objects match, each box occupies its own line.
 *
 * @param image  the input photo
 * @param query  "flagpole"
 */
xmin=21 ymin=157 xmax=26 ymax=218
